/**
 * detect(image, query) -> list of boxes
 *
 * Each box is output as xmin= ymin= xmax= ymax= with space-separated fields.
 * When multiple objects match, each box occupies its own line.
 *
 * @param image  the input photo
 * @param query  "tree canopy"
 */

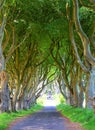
xmin=0 ymin=0 xmax=95 ymax=112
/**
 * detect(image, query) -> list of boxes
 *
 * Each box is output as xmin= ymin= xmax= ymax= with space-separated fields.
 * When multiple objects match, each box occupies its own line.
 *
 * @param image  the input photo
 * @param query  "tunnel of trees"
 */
xmin=0 ymin=0 xmax=95 ymax=113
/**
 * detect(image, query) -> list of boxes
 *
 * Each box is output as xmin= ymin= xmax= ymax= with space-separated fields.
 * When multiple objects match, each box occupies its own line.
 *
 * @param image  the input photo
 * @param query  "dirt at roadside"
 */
xmin=61 ymin=114 xmax=85 ymax=130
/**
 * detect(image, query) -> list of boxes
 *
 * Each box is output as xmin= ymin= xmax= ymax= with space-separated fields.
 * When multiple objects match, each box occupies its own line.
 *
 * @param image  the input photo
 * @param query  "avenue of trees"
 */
xmin=0 ymin=0 xmax=95 ymax=113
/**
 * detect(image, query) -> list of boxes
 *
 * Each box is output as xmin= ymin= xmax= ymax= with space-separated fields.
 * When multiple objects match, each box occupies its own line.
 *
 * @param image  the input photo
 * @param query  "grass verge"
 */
xmin=0 ymin=104 xmax=43 ymax=130
xmin=57 ymin=104 xmax=95 ymax=130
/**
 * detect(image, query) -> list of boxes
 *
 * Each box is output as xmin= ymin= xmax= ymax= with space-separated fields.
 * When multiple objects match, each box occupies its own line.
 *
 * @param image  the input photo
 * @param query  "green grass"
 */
xmin=0 ymin=104 xmax=43 ymax=130
xmin=57 ymin=104 xmax=95 ymax=130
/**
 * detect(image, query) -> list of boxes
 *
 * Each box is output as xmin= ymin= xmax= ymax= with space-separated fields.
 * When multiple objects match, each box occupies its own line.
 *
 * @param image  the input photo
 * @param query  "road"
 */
xmin=8 ymin=106 xmax=66 ymax=130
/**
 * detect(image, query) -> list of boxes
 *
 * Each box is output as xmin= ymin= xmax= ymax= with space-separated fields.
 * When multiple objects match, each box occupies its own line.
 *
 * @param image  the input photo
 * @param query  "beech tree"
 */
xmin=0 ymin=0 xmax=10 ymax=113
xmin=66 ymin=0 xmax=95 ymax=108
xmin=0 ymin=0 xmax=95 ymax=113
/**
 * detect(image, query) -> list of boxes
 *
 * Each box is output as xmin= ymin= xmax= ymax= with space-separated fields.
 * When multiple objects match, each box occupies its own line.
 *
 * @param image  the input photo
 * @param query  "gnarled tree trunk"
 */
xmin=0 ymin=71 xmax=10 ymax=113
xmin=0 ymin=1 xmax=10 ymax=112
xmin=87 ymin=67 xmax=95 ymax=108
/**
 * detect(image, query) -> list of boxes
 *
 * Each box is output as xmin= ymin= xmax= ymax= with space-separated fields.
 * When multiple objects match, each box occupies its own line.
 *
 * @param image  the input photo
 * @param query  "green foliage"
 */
xmin=37 ymin=95 xmax=46 ymax=105
xmin=0 ymin=104 xmax=43 ymax=130
xmin=54 ymin=94 xmax=65 ymax=104
xmin=58 ymin=94 xmax=65 ymax=103
xmin=57 ymin=104 xmax=95 ymax=130
xmin=80 ymin=7 xmax=95 ymax=36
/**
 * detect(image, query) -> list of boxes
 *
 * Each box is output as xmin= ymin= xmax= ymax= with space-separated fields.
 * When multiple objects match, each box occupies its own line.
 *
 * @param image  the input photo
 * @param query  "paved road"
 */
xmin=8 ymin=106 xmax=66 ymax=130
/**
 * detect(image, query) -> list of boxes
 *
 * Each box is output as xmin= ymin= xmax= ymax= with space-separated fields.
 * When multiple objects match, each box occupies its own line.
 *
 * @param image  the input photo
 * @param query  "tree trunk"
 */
xmin=17 ymin=98 xmax=23 ymax=110
xmin=23 ymin=98 xmax=28 ymax=110
xmin=0 ymin=8 xmax=9 ymax=112
xmin=11 ymin=79 xmax=20 ymax=111
xmin=78 ymin=90 xmax=84 ymax=108
xmin=0 ymin=71 xmax=10 ymax=113
xmin=74 ymin=85 xmax=79 ymax=107
xmin=65 ymin=88 xmax=71 ymax=105
xmin=87 ymin=67 xmax=95 ymax=108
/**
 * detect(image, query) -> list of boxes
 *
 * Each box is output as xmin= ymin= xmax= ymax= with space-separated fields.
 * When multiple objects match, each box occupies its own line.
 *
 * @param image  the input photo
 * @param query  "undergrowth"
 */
xmin=57 ymin=104 xmax=95 ymax=130
xmin=0 ymin=104 xmax=43 ymax=130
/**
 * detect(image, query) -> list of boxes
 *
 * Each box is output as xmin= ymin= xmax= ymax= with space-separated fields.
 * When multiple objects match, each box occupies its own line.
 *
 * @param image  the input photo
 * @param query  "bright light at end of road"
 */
xmin=44 ymin=99 xmax=56 ymax=106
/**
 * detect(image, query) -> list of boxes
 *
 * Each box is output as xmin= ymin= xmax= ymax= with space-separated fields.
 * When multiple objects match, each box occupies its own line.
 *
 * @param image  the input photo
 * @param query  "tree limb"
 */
xmin=73 ymin=0 xmax=95 ymax=66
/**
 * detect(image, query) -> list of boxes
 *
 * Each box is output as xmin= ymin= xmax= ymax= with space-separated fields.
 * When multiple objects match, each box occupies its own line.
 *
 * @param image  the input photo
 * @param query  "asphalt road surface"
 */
xmin=8 ymin=106 xmax=66 ymax=130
